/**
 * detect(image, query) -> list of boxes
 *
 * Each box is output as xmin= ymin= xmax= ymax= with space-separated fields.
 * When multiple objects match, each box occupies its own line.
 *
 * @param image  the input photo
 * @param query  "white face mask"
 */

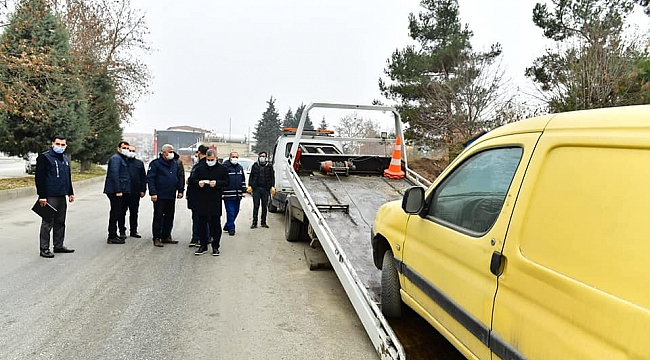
xmin=230 ymin=158 xmax=238 ymax=165
xmin=206 ymin=160 xmax=216 ymax=167
xmin=127 ymin=151 xmax=136 ymax=158
xmin=121 ymin=149 xmax=130 ymax=156
xmin=166 ymin=152 xmax=175 ymax=160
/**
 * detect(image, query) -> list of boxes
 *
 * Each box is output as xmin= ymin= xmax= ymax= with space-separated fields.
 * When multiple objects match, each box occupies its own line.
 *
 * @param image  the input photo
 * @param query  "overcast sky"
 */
xmin=125 ymin=0 xmax=648 ymax=137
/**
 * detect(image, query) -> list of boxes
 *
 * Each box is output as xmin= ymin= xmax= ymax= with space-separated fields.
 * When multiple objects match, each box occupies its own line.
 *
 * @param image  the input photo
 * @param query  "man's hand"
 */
xmin=271 ymin=187 xmax=276 ymax=195
xmin=177 ymin=192 xmax=183 ymax=199
xmin=39 ymin=198 xmax=47 ymax=207
xmin=151 ymin=195 xmax=158 ymax=202
xmin=140 ymin=192 xmax=145 ymax=198
xmin=116 ymin=192 xmax=123 ymax=197
xmin=209 ymin=180 xmax=216 ymax=188
xmin=199 ymin=181 xmax=205 ymax=188
xmin=246 ymin=187 xmax=252 ymax=194
xmin=69 ymin=195 xmax=75 ymax=203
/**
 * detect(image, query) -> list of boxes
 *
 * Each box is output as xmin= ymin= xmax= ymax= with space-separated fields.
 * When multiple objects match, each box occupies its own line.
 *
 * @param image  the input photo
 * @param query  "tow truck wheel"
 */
xmin=381 ymin=250 xmax=402 ymax=318
xmin=285 ymin=205 xmax=301 ymax=242
xmin=268 ymin=201 xmax=278 ymax=213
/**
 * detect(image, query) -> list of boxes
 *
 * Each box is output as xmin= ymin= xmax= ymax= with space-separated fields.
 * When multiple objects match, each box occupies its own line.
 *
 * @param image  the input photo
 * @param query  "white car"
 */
xmin=237 ymin=158 xmax=255 ymax=185
xmin=24 ymin=153 xmax=38 ymax=174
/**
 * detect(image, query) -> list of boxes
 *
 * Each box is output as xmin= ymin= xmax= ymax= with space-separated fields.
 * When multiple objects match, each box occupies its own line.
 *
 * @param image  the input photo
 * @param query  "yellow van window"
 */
xmin=429 ymin=147 xmax=522 ymax=234
xmin=520 ymin=146 xmax=650 ymax=309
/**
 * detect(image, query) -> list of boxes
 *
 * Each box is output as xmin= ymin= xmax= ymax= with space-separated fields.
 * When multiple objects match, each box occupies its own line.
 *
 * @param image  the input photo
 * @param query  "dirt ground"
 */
xmin=409 ymin=157 xmax=449 ymax=183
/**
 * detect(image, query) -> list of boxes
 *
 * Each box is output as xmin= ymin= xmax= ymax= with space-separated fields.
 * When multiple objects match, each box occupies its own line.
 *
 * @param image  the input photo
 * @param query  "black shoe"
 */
xmin=130 ymin=233 xmax=142 ymax=238
xmin=119 ymin=232 xmax=127 ymax=240
xmin=228 ymin=230 xmax=235 ymax=236
xmin=212 ymin=248 xmax=220 ymax=256
xmin=250 ymin=223 xmax=257 ymax=229
xmin=40 ymin=249 xmax=54 ymax=258
xmin=261 ymin=223 xmax=269 ymax=228
xmin=194 ymin=246 xmax=208 ymax=255
xmin=107 ymin=237 xmax=125 ymax=244
xmin=189 ymin=240 xmax=199 ymax=247
xmin=53 ymin=246 xmax=75 ymax=253
xmin=222 ymin=228 xmax=229 ymax=233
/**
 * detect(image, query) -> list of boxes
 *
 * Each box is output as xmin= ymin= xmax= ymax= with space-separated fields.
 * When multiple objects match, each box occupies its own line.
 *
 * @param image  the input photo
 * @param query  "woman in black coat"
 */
xmin=188 ymin=149 xmax=229 ymax=255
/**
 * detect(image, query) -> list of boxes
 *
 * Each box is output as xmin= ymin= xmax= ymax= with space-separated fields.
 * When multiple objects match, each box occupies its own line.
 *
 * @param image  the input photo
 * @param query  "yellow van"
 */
xmin=371 ymin=105 xmax=650 ymax=360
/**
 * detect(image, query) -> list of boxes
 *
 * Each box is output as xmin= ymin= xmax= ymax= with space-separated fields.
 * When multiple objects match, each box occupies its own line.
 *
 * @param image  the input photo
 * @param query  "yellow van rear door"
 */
xmin=492 ymin=127 xmax=650 ymax=360
xmin=401 ymin=133 xmax=541 ymax=359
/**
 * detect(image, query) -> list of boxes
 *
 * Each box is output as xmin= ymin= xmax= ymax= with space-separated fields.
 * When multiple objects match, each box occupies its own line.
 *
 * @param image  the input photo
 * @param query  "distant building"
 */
xmin=123 ymin=133 xmax=155 ymax=162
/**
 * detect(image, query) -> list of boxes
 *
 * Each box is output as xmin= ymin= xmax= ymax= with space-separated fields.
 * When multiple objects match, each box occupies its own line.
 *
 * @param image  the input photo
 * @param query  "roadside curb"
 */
xmin=0 ymin=176 xmax=105 ymax=203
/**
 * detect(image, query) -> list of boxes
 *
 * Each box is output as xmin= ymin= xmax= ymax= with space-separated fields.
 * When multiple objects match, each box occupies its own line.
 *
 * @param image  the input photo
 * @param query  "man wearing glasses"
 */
xmin=34 ymin=135 xmax=75 ymax=258
xmin=103 ymin=141 xmax=132 ymax=244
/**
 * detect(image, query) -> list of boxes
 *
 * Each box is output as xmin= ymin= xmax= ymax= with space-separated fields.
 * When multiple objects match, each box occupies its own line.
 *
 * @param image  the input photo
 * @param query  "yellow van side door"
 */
xmin=492 ymin=128 xmax=650 ymax=360
xmin=400 ymin=133 xmax=540 ymax=359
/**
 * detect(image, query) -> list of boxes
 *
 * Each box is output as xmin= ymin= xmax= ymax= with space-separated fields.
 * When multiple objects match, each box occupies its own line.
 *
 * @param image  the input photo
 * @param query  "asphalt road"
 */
xmin=0 ymin=182 xmax=378 ymax=360
xmin=0 ymin=157 xmax=29 ymax=179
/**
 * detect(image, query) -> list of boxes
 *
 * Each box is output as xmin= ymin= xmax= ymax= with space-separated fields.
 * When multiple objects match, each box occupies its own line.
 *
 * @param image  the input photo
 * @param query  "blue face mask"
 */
xmin=53 ymin=146 xmax=65 ymax=154
xmin=259 ymin=157 xmax=267 ymax=163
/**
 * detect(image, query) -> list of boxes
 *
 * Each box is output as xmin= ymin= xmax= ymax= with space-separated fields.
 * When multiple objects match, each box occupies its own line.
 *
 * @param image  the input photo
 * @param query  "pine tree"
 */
xmin=282 ymin=108 xmax=294 ymax=128
xmin=527 ymin=0 xmax=650 ymax=112
xmin=75 ymin=67 xmax=122 ymax=171
xmin=318 ymin=116 xmax=328 ymax=130
xmin=380 ymin=0 xmax=502 ymax=144
xmin=253 ymin=96 xmax=282 ymax=154
xmin=294 ymin=103 xmax=314 ymax=130
xmin=0 ymin=0 xmax=89 ymax=156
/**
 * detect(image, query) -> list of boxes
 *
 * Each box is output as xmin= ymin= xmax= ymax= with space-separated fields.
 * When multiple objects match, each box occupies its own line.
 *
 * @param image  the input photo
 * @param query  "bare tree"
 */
xmin=57 ymin=0 xmax=151 ymax=120
xmin=334 ymin=113 xmax=381 ymax=154
xmin=415 ymin=52 xmax=511 ymax=144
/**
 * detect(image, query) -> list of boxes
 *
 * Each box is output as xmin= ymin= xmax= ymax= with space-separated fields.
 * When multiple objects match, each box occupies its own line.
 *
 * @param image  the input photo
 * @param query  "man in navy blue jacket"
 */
xmin=222 ymin=152 xmax=247 ymax=236
xmin=146 ymin=144 xmax=184 ymax=247
xmin=34 ymin=135 xmax=75 ymax=258
xmin=126 ymin=144 xmax=147 ymax=238
xmin=103 ymin=141 xmax=132 ymax=244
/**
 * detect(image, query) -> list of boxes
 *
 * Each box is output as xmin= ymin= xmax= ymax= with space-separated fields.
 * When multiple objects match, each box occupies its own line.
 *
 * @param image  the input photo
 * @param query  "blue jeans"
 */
xmin=191 ymin=210 xmax=209 ymax=242
xmin=223 ymin=199 xmax=241 ymax=231
xmin=252 ymin=187 xmax=270 ymax=225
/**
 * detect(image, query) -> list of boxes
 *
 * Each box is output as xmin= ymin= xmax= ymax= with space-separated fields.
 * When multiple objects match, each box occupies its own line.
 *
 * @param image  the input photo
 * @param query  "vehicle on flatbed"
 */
xmin=268 ymin=103 xmax=431 ymax=360
xmin=372 ymin=105 xmax=650 ymax=360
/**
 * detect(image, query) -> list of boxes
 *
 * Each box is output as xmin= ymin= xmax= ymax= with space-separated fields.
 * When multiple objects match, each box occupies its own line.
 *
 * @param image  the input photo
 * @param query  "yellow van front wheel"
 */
xmin=381 ymin=250 xmax=403 ymax=318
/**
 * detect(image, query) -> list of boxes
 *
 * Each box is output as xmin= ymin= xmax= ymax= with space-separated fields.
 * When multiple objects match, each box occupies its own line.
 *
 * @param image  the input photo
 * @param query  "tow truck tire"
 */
xmin=285 ymin=206 xmax=301 ymax=242
xmin=381 ymin=250 xmax=402 ymax=318
xmin=269 ymin=201 xmax=278 ymax=213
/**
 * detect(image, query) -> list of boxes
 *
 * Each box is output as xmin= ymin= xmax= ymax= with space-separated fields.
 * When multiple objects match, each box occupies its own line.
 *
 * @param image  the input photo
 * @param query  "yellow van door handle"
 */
xmin=490 ymin=252 xmax=505 ymax=276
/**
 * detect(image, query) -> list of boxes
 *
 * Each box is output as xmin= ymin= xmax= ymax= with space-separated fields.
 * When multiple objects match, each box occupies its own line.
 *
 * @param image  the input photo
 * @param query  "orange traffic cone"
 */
xmin=384 ymin=136 xmax=405 ymax=179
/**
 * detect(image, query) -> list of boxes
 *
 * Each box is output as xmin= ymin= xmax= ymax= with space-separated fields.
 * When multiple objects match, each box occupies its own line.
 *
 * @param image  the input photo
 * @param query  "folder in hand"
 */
xmin=31 ymin=200 xmax=57 ymax=221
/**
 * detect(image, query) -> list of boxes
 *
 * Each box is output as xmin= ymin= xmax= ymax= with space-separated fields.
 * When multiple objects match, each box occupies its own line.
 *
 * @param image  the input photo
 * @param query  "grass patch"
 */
xmin=0 ymin=161 xmax=106 ymax=191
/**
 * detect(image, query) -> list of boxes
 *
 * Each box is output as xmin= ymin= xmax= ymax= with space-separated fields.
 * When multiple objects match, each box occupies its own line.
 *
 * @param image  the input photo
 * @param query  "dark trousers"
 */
xmin=127 ymin=193 xmax=141 ymax=233
xmin=107 ymin=193 xmax=129 ymax=238
xmin=223 ymin=199 xmax=241 ymax=231
xmin=191 ymin=210 xmax=210 ymax=242
xmin=252 ymin=187 xmax=270 ymax=225
xmin=198 ymin=215 xmax=221 ymax=249
xmin=39 ymin=196 xmax=67 ymax=250
xmin=152 ymin=199 xmax=175 ymax=240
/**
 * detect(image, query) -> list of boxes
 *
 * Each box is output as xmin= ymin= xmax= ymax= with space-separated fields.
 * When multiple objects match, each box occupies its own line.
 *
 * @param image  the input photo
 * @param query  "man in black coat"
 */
xmin=247 ymin=151 xmax=275 ymax=229
xmin=126 ymin=145 xmax=147 ymax=238
xmin=103 ymin=141 xmax=132 ymax=244
xmin=186 ymin=145 xmax=208 ymax=247
xmin=188 ymin=149 xmax=229 ymax=256
xmin=34 ymin=135 xmax=75 ymax=258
